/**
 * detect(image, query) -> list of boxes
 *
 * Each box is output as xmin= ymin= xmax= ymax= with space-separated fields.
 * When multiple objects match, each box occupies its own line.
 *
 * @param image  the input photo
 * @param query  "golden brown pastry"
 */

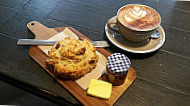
xmin=46 ymin=37 xmax=98 ymax=80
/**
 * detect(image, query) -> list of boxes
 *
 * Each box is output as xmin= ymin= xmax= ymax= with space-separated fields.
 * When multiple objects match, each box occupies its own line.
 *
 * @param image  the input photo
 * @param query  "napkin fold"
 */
xmin=38 ymin=28 xmax=106 ymax=90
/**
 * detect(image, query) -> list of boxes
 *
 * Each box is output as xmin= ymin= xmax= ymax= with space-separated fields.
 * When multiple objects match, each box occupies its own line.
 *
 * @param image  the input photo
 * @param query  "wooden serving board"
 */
xmin=27 ymin=21 xmax=136 ymax=106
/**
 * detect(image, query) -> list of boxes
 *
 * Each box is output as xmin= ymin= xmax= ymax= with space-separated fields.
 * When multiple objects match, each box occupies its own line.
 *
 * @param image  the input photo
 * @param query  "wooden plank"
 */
xmin=13 ymin=5 xmax=50 ymax=21
xmin=24 ymin=0 xmax=63 ymax=10
xmin=0 ymin=80 xmax=60 ymax=106
xmin=0 ymin=0 xmax=30 ymax=9
xmin=131 ymin=50 xmax=190 ymax=95
xmin=115 ymin=79 xmax=190 ymax=106
xmin=0 ymin=6 xmax=17 ymax=25
xmin=161 ymin=25 xmax=190 ymax=57
xmin=0 ymin=0 xmax=190 ymax=105
xmin=48 ymin=0 xmax=190 ymax=33
xmin=0 ymin=17 xmax=35 ymax=39
xmin=48 ymin=1 xmax=111 ymax=33
xmin=27 ymin=21 xmax=136 ymax=106
xmin=149 ymin=0 xmax=190 ymax=11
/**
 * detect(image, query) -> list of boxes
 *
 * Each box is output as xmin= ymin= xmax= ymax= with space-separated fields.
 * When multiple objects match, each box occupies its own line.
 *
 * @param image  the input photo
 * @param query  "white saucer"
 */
xmin=105 ymin=20 xmax=165 ymax=53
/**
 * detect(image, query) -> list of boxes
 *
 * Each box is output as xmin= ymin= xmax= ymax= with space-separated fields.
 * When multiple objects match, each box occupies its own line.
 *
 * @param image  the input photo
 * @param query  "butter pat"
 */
xmin=87 ymin=79 xmax=112 ymax=99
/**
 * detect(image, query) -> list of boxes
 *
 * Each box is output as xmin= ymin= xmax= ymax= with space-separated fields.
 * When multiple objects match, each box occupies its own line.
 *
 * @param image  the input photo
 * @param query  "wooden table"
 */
xmin=0 ymin=0 xmax=190 ymax=105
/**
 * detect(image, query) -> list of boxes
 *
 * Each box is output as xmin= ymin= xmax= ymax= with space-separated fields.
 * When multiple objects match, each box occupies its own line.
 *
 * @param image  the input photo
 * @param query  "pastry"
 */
xmin=46 ymin=37 xmax=98 ymax=80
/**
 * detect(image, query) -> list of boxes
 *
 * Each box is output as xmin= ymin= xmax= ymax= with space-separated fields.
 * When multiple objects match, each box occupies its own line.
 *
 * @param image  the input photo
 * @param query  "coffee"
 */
xmin=117 ymin=4 xmax=161 ymax=31
xmin=107 ymin=4 xmax=161 ymax=42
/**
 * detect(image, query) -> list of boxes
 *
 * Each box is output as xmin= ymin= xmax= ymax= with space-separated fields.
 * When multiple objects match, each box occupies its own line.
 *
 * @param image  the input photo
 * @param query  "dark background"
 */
xmin=0 ymin=0 xmax=190 ymax=106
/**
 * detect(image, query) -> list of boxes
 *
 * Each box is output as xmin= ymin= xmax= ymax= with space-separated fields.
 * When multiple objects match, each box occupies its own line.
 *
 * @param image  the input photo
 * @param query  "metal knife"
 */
xmin=17 ymin=39 xmax=109 ymax=48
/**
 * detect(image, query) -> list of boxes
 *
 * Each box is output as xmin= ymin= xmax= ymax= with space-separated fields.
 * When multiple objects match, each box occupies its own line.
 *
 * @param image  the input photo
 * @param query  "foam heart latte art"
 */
xmin=118 ymin=4 xmax=161 ymax=31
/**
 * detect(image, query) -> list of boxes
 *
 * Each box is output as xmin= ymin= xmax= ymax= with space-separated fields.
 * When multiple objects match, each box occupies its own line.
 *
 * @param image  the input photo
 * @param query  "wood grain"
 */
xmin=48 ymin=0 xmax=190 ymax=33
xmin=27 ymin=21 xmax=136 ymax=106
xmin=1 ymin=0 xmax=190 ymax=105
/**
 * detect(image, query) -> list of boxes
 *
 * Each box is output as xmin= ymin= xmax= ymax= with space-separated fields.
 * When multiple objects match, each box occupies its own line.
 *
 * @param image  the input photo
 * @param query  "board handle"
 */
xmin=27 ymin=21 xmax=58 ymax=39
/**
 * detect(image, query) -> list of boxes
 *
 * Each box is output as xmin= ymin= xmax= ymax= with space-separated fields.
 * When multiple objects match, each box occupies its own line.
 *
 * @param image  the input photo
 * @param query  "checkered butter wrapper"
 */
xmin=38 ymin=28 xmax=106 ymax=90
xmin=107 ymin=53 xmax=131 ymax=74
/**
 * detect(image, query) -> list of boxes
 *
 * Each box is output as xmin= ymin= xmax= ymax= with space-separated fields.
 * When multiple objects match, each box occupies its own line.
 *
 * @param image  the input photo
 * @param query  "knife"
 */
xmin=17 ymin=39 xmax=109 ymax=48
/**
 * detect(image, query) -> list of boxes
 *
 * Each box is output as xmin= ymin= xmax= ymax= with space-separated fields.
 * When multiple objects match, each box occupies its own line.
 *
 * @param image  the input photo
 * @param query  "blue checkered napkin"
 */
xmin=107 ymin=53 xmax=131 ymax=74
xmin=151 ymin=30 xmax=160 ymax=38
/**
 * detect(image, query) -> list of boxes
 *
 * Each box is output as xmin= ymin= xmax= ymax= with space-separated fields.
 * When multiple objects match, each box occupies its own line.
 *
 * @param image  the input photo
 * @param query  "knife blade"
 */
xmin=17 ymin=39 xmax=109 ymax=48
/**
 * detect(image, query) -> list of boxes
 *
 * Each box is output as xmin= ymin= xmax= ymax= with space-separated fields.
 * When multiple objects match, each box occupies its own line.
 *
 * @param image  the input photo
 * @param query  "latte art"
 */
xmin=118 ymin=4 xmax=161 ymax=31
xmin=124 ymin=6 xmax=147 ymax=22
xmin=129 ymin=6 xmax=146 ymax=19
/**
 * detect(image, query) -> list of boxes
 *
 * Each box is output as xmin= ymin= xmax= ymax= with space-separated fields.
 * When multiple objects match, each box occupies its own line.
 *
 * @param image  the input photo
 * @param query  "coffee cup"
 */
xmin=108 ymin=4 xmax=161 ymax=42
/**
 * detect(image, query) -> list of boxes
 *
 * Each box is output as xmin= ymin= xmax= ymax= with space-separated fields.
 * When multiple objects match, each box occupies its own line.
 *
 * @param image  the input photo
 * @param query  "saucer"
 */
xmin=105 ymin=19 xmax=165 ymax=53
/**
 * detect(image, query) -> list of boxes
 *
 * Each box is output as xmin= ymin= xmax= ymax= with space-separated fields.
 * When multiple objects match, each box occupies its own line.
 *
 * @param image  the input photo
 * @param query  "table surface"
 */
xmin=0 ymin=0 xmax=190 ymax=106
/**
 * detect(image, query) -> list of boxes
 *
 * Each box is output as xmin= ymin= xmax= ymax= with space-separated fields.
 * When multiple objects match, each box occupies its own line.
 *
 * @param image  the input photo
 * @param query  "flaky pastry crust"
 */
xmin=46 ymin=37 xmax=98 ymax=80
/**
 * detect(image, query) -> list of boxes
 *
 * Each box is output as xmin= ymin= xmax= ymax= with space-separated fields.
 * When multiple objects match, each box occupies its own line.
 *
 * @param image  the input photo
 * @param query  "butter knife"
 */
xmin=17 ymin=39 xmax=109 ymax=48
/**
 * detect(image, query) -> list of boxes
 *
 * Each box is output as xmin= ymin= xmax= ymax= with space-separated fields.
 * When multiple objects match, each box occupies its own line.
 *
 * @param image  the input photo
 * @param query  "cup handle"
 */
xmin=107 ymin=16 xmax=120 ymax=33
